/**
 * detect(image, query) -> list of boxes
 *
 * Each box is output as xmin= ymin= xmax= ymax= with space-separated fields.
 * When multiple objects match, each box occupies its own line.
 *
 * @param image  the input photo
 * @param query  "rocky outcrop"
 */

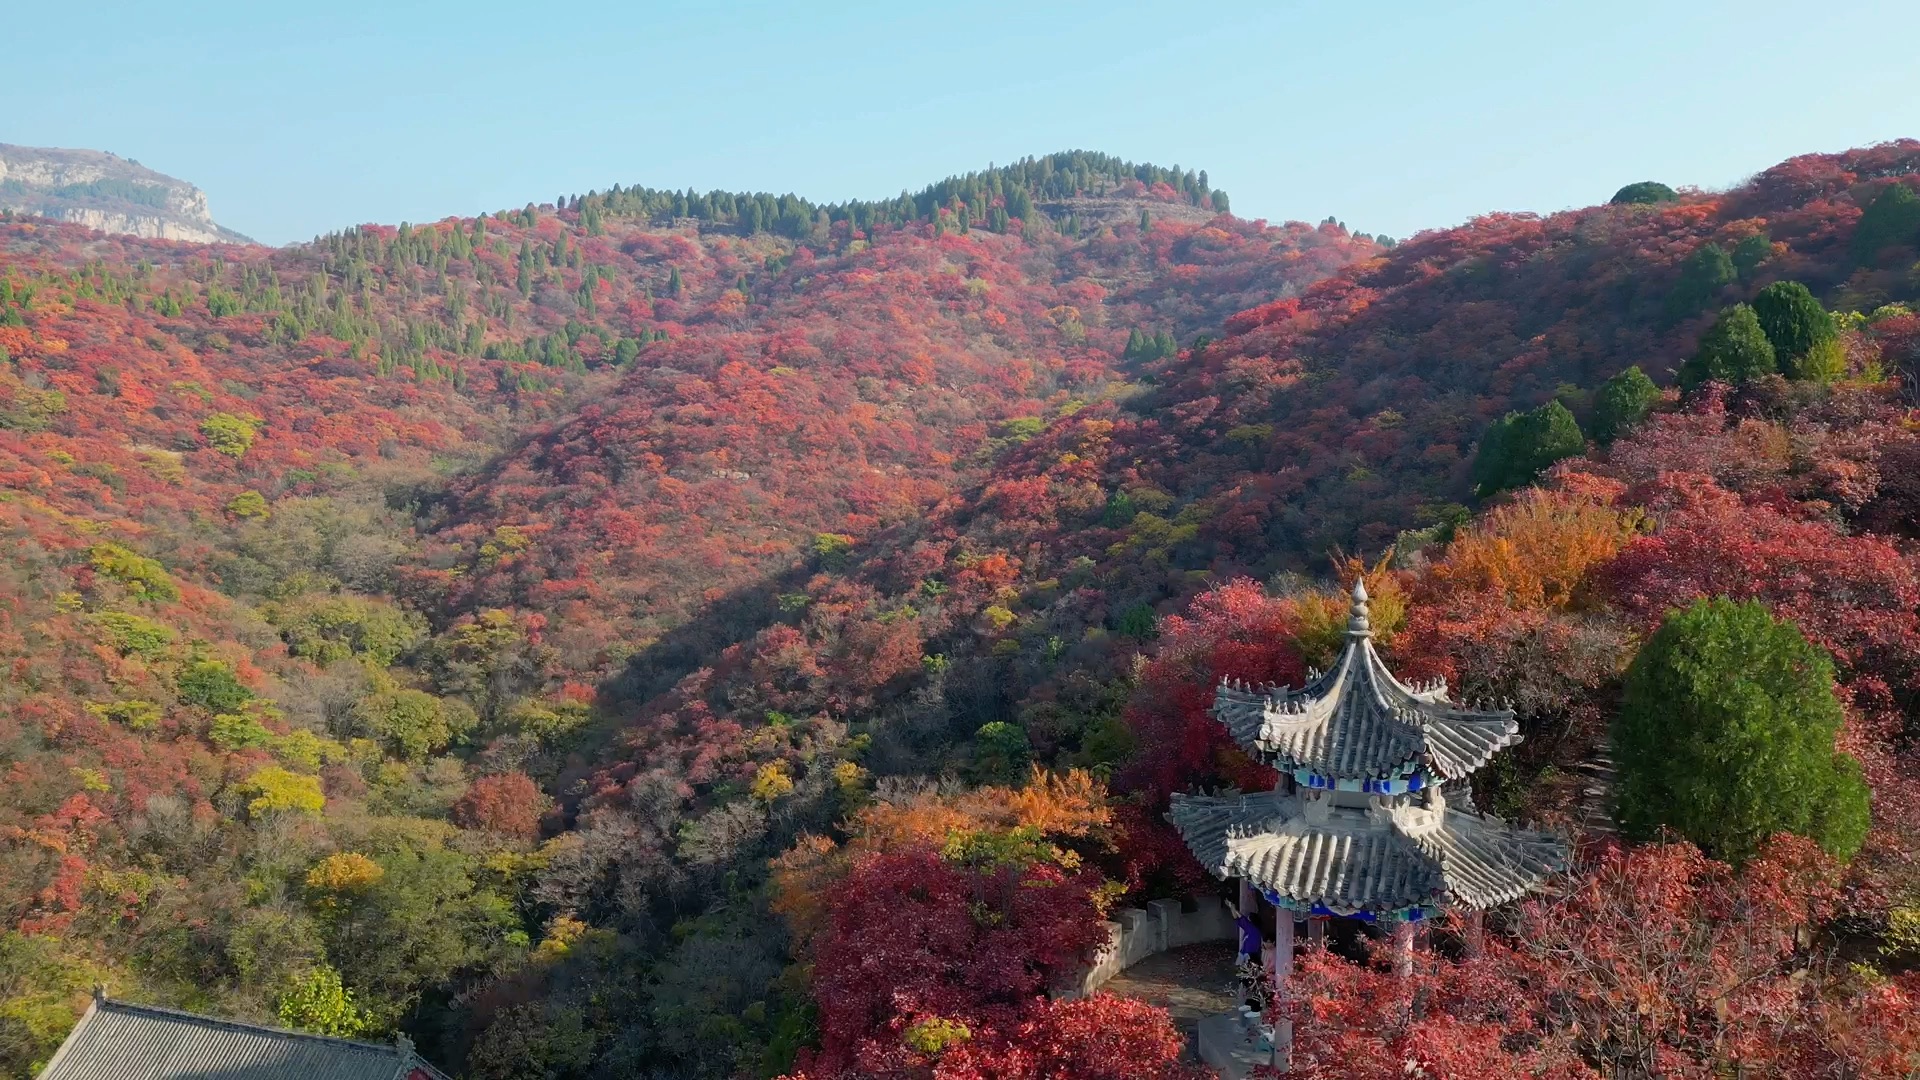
xmin=0 ymin=143 xmax=253 ymax=244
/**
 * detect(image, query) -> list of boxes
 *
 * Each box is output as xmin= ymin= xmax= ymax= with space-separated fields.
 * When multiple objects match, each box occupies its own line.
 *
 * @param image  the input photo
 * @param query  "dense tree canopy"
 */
xmin=1592 ymin=365 xmax=1659 ymax=443
xmin=1853 ymin=181 xmax=1920 ymax=263
xmin=1751 ymin=279 xmax=1840 ymax=381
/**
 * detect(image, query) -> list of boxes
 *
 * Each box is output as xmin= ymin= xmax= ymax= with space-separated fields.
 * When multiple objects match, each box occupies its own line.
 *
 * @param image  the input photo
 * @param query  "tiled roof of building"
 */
xmin=1165 ymin=787 xmax=1567 ymax=914
xmin=1210 ymin=580 xmax=1522 ymax=781
xmin=37 ymin=994 xmax=450 ymax=1080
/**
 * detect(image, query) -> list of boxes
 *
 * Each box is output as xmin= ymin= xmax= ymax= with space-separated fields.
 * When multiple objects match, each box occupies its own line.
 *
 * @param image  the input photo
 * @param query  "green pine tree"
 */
xmin=1678 ymin=304 xmax=1777 ymax=390
xmin=1665 ymin=242 xmax=1737 ymax=322
xmin=1610 ymin=181 xmax=1679 ymax=205
xmin=1471 ymin=399 xmax=1585 ymax=496
xmin=1614 ymin=598 xmax=1871 ymax=866
xmin=1593 ymin=365 xmax=1659 ymax=443
xmin=1750 ymin=281 xmax=1838 ymax=382
xmin=1852 ymin=182 xmax=1920 ymax=264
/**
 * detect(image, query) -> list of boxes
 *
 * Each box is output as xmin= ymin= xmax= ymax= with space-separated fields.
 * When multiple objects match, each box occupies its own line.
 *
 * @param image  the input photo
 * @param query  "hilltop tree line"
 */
xmin=557 ymin=150 xmax=1230 ymax=239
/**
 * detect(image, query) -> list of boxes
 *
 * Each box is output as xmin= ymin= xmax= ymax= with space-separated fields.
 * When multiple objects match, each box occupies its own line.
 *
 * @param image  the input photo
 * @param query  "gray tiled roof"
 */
xmin=37 ymin=996 xmax=450 ymax=1080
xmin=1165 ymin=788 xmax=1567 ymax=914
xmin=1211 ymin=580 xmax=1521 ymax=781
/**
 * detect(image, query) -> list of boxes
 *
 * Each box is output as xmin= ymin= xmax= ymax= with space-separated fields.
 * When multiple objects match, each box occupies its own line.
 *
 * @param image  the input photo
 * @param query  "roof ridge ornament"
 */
xmin=1346 ymin=578 xmax=1371 ymax=638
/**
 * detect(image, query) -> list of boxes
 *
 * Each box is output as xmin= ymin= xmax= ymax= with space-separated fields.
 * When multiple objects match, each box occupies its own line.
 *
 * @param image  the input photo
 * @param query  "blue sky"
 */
xmin=15 ymin=0 xmax=1918 ymax=246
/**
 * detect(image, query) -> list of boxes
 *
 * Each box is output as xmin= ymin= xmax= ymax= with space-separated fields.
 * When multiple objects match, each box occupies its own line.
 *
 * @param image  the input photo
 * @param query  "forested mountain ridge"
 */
xmin=5 ymin=140 xmax=1920 ymax=1079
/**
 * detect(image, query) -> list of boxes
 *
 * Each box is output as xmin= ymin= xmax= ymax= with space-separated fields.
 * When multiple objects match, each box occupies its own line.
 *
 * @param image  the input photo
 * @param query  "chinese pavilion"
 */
xmin=1167 ymin=580 xmax=1567 ymax=990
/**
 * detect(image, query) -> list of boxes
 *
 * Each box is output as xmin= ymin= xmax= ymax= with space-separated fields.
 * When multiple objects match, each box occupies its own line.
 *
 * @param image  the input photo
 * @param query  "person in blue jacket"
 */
xmin=1234 ymin=905 xmax=1263 ymax=963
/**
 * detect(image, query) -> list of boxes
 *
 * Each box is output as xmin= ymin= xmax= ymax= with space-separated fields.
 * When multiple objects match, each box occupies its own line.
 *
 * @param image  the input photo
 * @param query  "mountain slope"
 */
xmin=416 ymin=212 xmax=1372 ymax=697
xmin=480 ymin=142 xmax=1920 ymax=1078
xmin=590 ymin=140 xmax=1920 ymax=793
xmin=0 ymin=156 xmax=1376 ymax=1078
xmin=0 ymin=144 xmax=252 ymax=244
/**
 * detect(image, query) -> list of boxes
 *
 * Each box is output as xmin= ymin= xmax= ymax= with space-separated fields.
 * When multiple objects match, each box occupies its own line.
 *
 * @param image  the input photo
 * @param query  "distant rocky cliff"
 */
xmin=0 ymin=143 xmax=253 ymax=244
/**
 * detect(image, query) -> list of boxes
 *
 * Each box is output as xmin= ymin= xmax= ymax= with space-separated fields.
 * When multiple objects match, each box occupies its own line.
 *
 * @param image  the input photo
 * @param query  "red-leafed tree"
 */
xmin=795 ymin=843 xmax=1107 ymax=1079
xmin=1118 ymin=578 xmax=1304 ymax=803
xmin=452 ymin=772 xmax=550 ymax=841
xmin=786 ymin=993 xmax=1205 ymax=1080
xmin=932 ymin=993 xmax=1209 ymax=1080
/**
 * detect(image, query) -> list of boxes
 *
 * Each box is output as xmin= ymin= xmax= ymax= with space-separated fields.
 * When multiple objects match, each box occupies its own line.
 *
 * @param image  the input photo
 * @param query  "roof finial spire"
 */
xmin=1346 ymin=577 xmax=1372 ymax=638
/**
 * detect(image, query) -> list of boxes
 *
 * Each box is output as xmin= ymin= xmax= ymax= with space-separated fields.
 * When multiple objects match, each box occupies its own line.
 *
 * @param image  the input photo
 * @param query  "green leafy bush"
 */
xmin=175 ymin=658 xmax=253 ymax=713
xmin=226 ymin=490 xmax=271 ymax=518
xmin=1853 ymin=182 xmax=1920 ymax=263
xmin=277 ymin=965 xmax=369 ymax=1037
xmin=91 ymin=610 xmax=175 ymax=657
xmin=210 ymin=712 xmax=273 ymax=751
xmin=87 ymin=700 xmax=163 ymax=731
xmin=1610 ymin=181 xmax=1678 ymax=205
xmin=353 ymin=686 xmax=462 ymax=761
xmin=274 ymin=594 xmax=425 ymax=667
xmin=199 ymin=412 xmax=258 ymax=457
xmin=88 ymin=543 xmax=179 ymax=602
xmin=1751 ymin=281 xmax=1838 ymax=381
xmin=1614 ymin=598 xmax=1871 ymax=866
xmin=1665 ymin=242 xmax=1736 ymax=320
xmin=1592 ymin=366 xmax=1659 ymax=444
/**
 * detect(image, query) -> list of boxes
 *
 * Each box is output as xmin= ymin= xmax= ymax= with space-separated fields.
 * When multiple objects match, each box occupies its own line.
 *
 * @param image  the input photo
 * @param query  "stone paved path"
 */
xmin=1100 ymin=942 xmax=1240 ymax=1060
xmin=1572 ymin=748 xmax=1618 ymax=837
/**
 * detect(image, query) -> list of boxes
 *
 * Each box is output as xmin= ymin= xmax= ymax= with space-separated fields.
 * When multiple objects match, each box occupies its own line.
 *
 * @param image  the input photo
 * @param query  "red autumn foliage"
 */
xmin=1118 ymin=577 xmax=1298 ymax=802
xmin=785 ymin=994 xmax=1204 ymax=1080
xmin=931 ymin=994 xmax=1208 ymax=1080
xmin=794 ymin=845 xmax=1107 ymax=1079
xmin=452 ymin=772 xmax=549 ymax=841
xmin=1285 ymin=839 xmax=1920 ymax=1080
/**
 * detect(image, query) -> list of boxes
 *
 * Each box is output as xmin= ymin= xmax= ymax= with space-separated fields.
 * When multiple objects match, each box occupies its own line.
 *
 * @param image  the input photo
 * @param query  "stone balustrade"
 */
xmin=1056 ymin=893 xmax=1237 ymax=998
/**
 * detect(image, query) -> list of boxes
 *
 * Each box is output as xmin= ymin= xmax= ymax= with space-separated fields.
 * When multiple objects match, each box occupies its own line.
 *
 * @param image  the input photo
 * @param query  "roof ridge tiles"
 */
xmin=38 ymin=994 xmax=454 ymax=1080
xmin=87 ymin=998 xmax=407 ymax=1054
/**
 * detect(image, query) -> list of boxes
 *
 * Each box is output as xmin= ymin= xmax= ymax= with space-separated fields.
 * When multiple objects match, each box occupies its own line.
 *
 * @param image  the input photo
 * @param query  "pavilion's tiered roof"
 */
xmin=1210 ymin=580 xmax=1522 ymax=784
xmin=1165 ymin=787 xmax=1566 ymax=916
xmin=1168 ymin=579 xmax=1567 ymax=918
